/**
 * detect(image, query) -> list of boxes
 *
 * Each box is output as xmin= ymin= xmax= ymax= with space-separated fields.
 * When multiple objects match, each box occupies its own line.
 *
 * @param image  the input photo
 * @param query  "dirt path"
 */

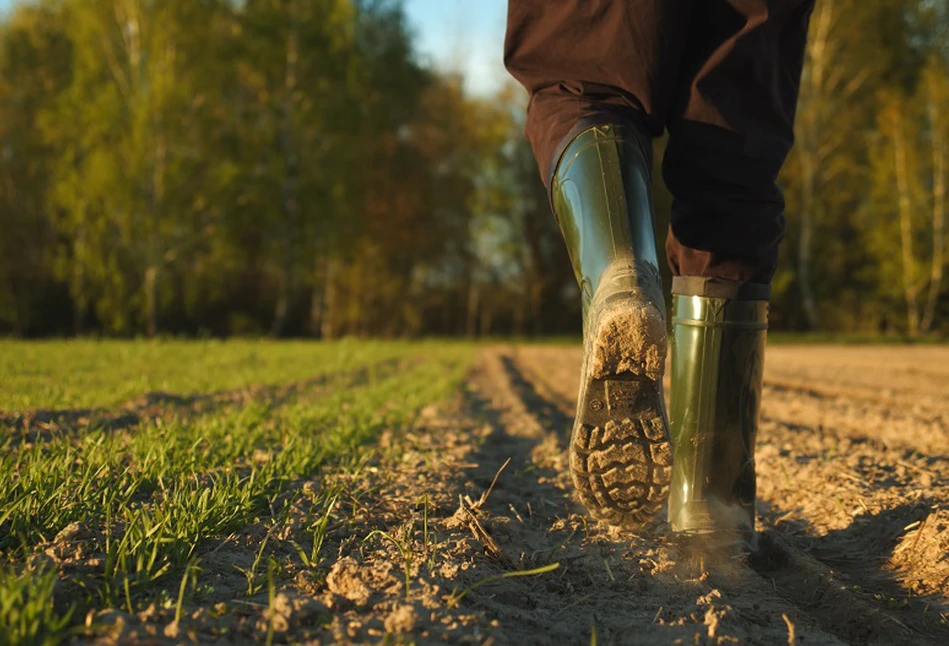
xmin=504 ymin=345 xmax=949 ymax=644
xmin=81 ymin=345 xmax=949 ymax=645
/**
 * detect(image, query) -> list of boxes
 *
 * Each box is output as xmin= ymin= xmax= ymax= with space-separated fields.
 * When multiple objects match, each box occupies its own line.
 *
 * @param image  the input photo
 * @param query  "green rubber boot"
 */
xmin=551 ymin=123 xmax=671 ymax=528
xmin=667 ymin=277 xmax=769 ymax=553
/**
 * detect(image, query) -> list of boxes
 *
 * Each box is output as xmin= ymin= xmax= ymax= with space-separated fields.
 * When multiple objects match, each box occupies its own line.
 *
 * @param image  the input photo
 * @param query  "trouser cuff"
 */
xmin=671 ymin=276 xmax=770 ymax=301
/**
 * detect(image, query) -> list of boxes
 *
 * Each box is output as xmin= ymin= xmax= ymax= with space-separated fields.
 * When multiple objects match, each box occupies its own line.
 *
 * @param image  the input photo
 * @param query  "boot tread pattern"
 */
xmin=571 ymin=412 xmax=670 ymax=526
xmin=570 ymin=301 xmax=670 ymax=529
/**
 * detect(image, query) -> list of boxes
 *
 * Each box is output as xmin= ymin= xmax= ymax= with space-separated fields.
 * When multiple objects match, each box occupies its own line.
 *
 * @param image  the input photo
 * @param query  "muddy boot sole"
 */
xmin=569 ymin=296 xmax=671 ymax=528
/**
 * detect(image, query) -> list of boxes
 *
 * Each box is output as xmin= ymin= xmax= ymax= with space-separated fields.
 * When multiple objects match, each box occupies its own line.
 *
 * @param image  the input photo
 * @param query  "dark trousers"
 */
xmin=504 ymin=0 xmax=815 ymax=284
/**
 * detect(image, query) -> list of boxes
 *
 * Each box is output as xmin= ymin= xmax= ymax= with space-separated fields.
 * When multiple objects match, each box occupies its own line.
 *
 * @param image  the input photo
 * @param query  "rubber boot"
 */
xmin=667 ymin=277 xmax=769 ymax=554
xmin=551 ymin=123 xmax=671 ymax=528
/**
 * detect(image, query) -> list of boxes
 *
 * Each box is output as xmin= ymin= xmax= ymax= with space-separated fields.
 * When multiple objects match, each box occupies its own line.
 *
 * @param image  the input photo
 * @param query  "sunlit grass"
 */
xmin=0 ymin=339 xmax=422 ymax=410
xmin=0 ymin=340 xmax=473 ymax=644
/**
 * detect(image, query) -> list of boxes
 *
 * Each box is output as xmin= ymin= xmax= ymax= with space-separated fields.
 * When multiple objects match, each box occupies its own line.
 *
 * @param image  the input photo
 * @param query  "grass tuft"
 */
xmin=0 ymin=564 xmax=74 ymax=646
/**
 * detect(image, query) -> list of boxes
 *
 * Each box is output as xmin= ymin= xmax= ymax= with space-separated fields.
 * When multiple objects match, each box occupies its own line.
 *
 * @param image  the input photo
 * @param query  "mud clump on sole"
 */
xmin=590 ymin=301 xmax=666 ymax=382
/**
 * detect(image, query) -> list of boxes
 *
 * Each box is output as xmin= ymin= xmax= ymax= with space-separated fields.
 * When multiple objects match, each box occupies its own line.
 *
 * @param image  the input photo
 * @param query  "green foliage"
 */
xmin=0 ymin=0 xmax=947 ymax=337
xmin=0 ymin=2 xmax=72 ymax=336
xmin=0 ymin=0 xmax=572 ymax=339
xmin=773 ymin=0 xmax=949 ymax=335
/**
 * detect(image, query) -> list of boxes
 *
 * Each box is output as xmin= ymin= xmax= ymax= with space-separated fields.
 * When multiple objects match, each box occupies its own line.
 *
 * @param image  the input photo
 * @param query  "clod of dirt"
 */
xmin=54 ymin=521 xmax=88 ymax=543
xmin=95 ymin=609 xmax=139 ymax=641
xmin=891 ymin=509 xmax=949 ymax=601
xmin=163 ymin=620 xmax=181 ymax=639
xmin=260 ymin=592 xmax=330 ymax=632
xmin=696 ymin=589 xmax=745 ymax=644
xmin=43 ymin=521 xmax=100 ymax=565
xmin=26 ymin=552 xmax=57 ymax=571
xmin=325 ymin=556 xmax=373 ymax=607
xmin=257 ymin=603 xmax=289 ymax=634
xmin=384 ymin=603 xmax=418 ymax=634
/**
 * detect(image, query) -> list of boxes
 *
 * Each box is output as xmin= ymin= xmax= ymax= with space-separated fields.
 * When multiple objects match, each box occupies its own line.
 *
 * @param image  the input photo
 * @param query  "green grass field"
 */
xmin=0 ymin=340 xmax=473 ymax=645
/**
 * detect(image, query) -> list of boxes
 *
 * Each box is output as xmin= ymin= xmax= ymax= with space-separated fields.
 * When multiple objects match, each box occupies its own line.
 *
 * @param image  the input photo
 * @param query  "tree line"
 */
xmin=0 ymin=0 xmax=947 ymax=338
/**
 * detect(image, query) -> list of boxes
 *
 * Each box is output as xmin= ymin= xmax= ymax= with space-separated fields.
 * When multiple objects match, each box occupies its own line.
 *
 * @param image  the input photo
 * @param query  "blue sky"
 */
xmin=403 ymin=0 xmax=508 ymax=96
xmin=0 ymin=0 xmax=510 ymax=96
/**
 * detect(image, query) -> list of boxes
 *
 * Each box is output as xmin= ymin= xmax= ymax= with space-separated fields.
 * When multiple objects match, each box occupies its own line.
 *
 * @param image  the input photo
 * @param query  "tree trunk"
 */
xmin=922 ymin=93 xmax=946 ymax=334
xmin=309 ymin=254 xmax=325 ymax=337
xmin=530 ymin=280 xmax=544 ymax=336
xmin=512 ymin=287 xmax=526 ymax=337
xmin=465 ymin=282 xmax=479 ymax=339
xmin=347 ymin=253 xmax=364 ymax=336
xmin=794 ymin=0 xmax=835 ymax=332
xmin=798 ymin=147 xmax=821 ymax=330
xmin=146 ymin=127 xmax=167 ymax=339
xmin=893 ymin=112 xmax=920 ymax=338
xmin=272 ymin=24 xmax=299 ymax=339
xmin=479 ymin=301 xmax=493 ymax=338
xmin=321 ymin=256 xmax=339 ymax=339
xmin=270 ymin=268 xmax=289 ymax=338
xmin=72 ymin=236 xmax=87 ymax=336
xmin=145 ymin=265 xmax=158 ymax=338
xmin=7 ymin=278 xmax=24 ymax=337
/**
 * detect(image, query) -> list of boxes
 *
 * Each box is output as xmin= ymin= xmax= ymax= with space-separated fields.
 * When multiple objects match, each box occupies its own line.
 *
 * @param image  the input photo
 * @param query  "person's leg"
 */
xmin=662 ymin=0 xmax=815 ymax=552
xmin=663 ymin=0 xmax=815 ymax=284
xmin=505 ymin=0 xmax=689 ymax=184
xmin=505 ymin=1 xmax=688 ymax=528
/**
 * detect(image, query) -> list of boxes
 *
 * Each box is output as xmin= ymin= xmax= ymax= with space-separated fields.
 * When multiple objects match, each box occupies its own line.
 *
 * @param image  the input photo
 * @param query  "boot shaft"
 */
xmin=668 ymin=283 xmax=768 ymax=541
xmin=550 ymin=123 xmax=662 ymax=319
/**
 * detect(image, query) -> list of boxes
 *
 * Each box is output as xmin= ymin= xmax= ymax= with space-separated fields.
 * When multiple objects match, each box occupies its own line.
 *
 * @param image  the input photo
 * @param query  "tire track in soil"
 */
xmin=510 ymin=345 xmax=949 ymax=645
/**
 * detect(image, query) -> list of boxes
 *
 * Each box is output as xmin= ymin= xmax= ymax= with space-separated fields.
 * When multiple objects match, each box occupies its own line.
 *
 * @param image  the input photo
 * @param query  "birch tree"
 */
xmin=920 ymin=57 xmax=949 ymax=334
xmin=793 ymin=0 xmax=876 ymax=330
